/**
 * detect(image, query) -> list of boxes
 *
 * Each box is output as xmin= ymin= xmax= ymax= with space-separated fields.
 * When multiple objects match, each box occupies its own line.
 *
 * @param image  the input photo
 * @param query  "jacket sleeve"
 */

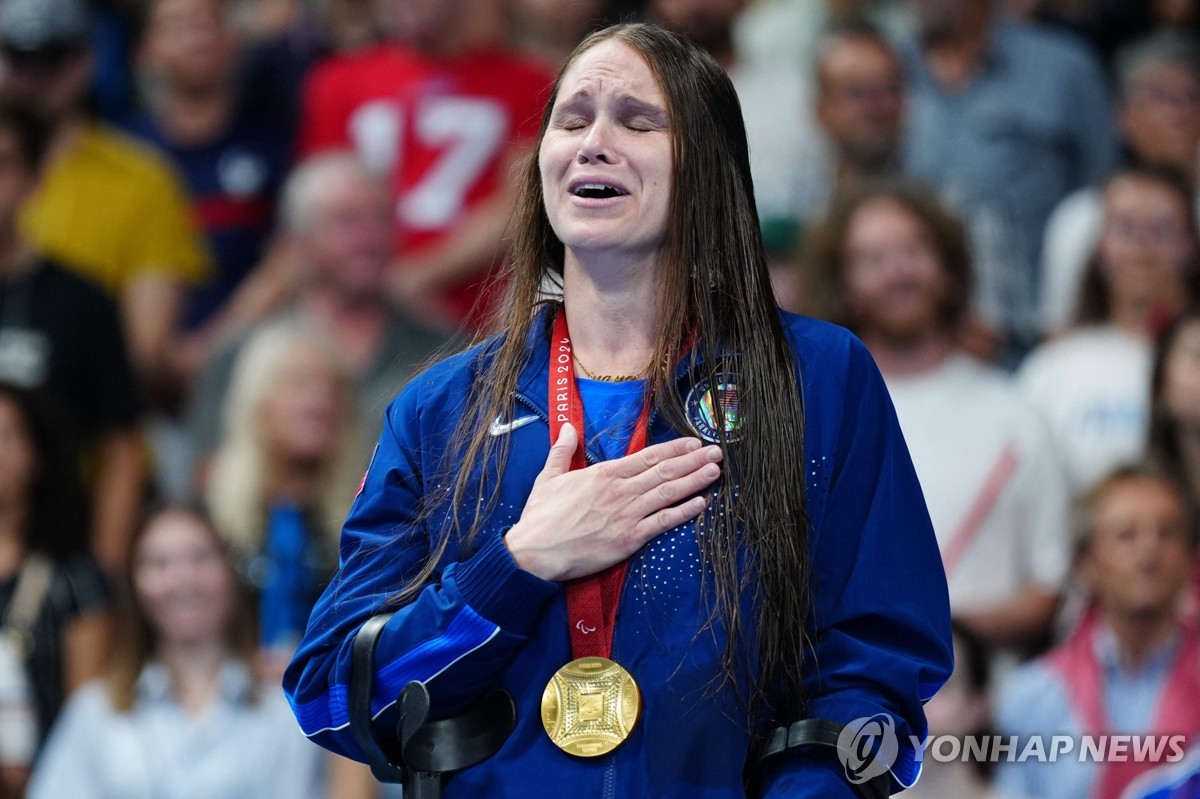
xmin=760 ymin=333 xmax=954 ymax=798
xmin=282 ymin=375 xmax=560 ymax=761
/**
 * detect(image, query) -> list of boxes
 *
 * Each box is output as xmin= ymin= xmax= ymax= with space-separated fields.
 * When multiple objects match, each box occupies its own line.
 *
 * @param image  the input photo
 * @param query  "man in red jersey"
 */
xmin=299 ymin=0 xmax=553 ymax=332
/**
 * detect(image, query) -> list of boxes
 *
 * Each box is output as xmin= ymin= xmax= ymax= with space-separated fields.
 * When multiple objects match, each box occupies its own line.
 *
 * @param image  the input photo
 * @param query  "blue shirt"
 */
xmin=995 ymin=623 xmax=1182 ymax=799
xmin=903 ymin=20 xmax=1118 ymax=338
xmin=578 ymin=377 xmax=648 ymax=460
xmin=124 ymin=115 xmax=291 ymax=329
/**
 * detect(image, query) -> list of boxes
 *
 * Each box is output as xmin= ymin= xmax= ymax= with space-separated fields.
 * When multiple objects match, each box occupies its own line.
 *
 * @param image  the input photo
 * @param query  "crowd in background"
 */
xmin=0 ymin=0 xmax=1198 ymax=797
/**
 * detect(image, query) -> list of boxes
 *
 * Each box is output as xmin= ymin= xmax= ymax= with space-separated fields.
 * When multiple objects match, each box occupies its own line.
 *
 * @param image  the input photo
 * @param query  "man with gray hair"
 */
xmin=186 ymin=152 xmax=452 ymax=483
xmin=1040 ymin=31 xmax=1200 ymax=334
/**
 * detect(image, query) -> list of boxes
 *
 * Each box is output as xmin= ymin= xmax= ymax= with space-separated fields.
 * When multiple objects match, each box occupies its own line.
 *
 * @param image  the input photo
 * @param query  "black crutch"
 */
xmin=349 ymin=614 xmax=517 ymax=798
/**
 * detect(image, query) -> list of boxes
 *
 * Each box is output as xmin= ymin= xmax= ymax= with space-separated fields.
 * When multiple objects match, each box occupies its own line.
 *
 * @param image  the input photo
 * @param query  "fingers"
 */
xmin=538 ymin=423 xmax=579 ymax=482
xmin=623 ymin=442 xmax=723 ymax=496
xmin=633 ymin=496 xmax=710 ymax=542
xmin=608 ymin=436 xmax=706 ymax=479
xmin=628 ymin=457 xmax=721 ymax=520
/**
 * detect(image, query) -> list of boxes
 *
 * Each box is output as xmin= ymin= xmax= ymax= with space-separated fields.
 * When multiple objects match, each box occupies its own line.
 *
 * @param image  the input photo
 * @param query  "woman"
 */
xmin=206 ymin=319 xmax=359 ymax=667
xmin=285 ymin=23 xmax=952 ymax=798
xmin=1018 ymin=164 xmax=1200 ymax=495
xmin=1146 ymin=302 xmax=1200 ymax=602
xmin=27 ymin=506 xmax=324 ymax=799
xmin=1148 ymin=302 xmax=1200 ymax=506
xmin=0 ymin=383 xmax=110 ymax=795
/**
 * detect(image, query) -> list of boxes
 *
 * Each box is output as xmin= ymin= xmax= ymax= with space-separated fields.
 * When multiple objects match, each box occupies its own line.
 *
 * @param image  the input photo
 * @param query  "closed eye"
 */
xmin=623 ymin=114 xmax=666 ymax=133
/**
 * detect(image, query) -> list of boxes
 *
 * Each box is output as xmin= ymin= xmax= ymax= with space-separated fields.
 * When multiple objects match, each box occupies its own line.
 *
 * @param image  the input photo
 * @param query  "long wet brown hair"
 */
xmin=401 ymin=23 xmax=812 ymax=723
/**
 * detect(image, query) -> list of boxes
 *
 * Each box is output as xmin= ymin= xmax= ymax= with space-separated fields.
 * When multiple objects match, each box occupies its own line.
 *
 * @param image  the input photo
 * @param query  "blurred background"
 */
xmin=0 ymin=0 xmax=1198 ymax=797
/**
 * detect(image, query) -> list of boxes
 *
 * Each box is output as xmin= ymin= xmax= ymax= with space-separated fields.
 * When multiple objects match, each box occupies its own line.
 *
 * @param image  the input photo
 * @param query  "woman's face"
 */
xmin=843 ymin=197 xmax=951 ymax=343
xmin=134 ymin=511 xmax=236 ymax=647
xmin=259 ymin=343 xmax=343 ymax=464
xmin=0 ymin=396 xmax=35 ymax=508
xmin=539 ymin=38 xmax=674 ymax=266
xmin=1097 ymin=175 xmax=1195 ymax=316
xmin=1161 ymin=319 xmax=1200 ymax=429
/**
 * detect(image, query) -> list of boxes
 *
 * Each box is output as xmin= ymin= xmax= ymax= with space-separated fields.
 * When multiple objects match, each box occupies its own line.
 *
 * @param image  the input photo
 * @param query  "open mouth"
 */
xmin=572 ymin=183 xmax=629 ymax=199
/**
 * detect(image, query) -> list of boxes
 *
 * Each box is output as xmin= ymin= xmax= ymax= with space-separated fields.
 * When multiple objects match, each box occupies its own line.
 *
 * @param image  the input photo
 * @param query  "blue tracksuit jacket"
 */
xmin=283 ymin=306 xmax=953 ymax=798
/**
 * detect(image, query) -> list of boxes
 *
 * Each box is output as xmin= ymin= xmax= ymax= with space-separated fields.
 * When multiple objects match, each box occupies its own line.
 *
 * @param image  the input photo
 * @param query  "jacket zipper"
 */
xmin=514 ymin=391 xmax=666 ymax=799
xmin=513 ymin=391 xmax=601 ymax=464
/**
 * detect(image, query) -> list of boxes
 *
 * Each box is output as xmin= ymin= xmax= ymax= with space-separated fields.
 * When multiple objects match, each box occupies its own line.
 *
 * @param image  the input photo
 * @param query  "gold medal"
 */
xmin=541 ymin=656 xmax=641 ymax=757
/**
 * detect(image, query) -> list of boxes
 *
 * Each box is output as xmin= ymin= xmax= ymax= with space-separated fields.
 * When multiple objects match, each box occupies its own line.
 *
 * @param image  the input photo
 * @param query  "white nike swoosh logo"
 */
xmin=488 ymin=414 xmax=541 ymax=436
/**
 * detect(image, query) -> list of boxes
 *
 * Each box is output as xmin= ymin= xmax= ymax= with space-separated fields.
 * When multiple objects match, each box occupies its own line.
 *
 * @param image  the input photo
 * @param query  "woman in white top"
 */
xmin=1018 ymin=164 xmax=1200 ymax=494
xmin=27 ymin=506 xmax=324 ymax=799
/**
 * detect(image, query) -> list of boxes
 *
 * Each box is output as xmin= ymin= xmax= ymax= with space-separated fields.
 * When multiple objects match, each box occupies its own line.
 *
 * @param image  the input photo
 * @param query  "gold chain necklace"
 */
xmin=573 ymin=351 xmax=654 ymax=383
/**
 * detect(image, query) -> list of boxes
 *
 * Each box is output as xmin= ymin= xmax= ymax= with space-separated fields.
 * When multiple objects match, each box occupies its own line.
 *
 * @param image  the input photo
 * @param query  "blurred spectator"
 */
xmin=0 ymin=383 xmax=112 ymax=776
xmin=904 ymin=623 xmax=1006 ymax=799
xmin=26 ymin=505 xmax=325 ymax=799
xmin=996 ymin=465 xmax=1200 ymax=799
xmin=805 ymin=181 xmax=1070 ymax=668
xmin=232 ymin=0 xmax=381 ymax=149
xmin=805 ymin=21 xmax=906 ymax=225
xmin=90 ymin=0 xmax=143 ymax=123
xmin=205 ymin=320 xmax=359 ymax=671
xmin=733 ymin=0 xmax=913 ymax=70
xmin=1148 ymin=303 xmax=1200 ymax=509
xmin=1019 ymin=166 xmax=1200 ymax=495
xmin=187 ymin=152 xmax=451 ymax=472
xmin=230 ymin=0 xmax=378 ymax=52
xmin=0 ymin=96 xmax=143 ymax=574
xmin=129 ymin=0 xmax=293 ymax=363
xmin=0 ymin=0 xmax=212 ymax=403
xmin=1030 ymin=0 xmax=1200 ymax=72
xmin=299 ymin=0 xmax=553 ymax=333
xmin=1041 ymin=32 xmax=1200 ymax=335
xmin=0 ymin=621 xmax=35 ymax=797
xmin=128 ymin=0 xmax=301 ymax=501
xmin=648 ymin=0 xmax=820 ymax=261
xmin=902 ymin=0 xmax=1119 ymax=353
xmin=512 ymin=0 xmax=609 ymax=68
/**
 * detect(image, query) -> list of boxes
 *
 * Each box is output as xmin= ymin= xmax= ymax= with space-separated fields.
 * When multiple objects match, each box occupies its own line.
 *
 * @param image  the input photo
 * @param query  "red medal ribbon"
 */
xmin=550 ymin=307 xmax=651 ymax=660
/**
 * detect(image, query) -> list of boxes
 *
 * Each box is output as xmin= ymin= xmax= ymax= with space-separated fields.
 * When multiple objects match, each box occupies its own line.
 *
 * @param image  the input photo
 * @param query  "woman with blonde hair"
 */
xmin=206 ymin=319 xmax=360 ymax=666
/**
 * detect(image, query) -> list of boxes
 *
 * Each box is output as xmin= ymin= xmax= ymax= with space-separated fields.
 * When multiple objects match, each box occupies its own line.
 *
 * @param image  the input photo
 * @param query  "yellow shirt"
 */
xmin=19 ymin=124 xmax=211 ymax=295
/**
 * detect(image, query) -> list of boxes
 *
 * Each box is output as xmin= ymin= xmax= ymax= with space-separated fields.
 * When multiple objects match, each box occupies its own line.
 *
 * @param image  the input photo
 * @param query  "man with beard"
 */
xmin=805 ymin=181 xmax=1072 ymax=677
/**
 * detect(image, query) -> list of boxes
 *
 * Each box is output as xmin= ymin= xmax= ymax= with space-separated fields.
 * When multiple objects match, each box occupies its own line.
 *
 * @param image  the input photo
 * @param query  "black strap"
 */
xmin=349 ymin=613 xmax=407 ymax=784
xmin=758 ymin=718 xmax=891 ymax=799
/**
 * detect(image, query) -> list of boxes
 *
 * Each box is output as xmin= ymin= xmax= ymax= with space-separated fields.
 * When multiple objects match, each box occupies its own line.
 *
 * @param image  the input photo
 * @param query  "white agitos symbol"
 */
xmin=575 ymin=619 xmax=597 ymax=635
